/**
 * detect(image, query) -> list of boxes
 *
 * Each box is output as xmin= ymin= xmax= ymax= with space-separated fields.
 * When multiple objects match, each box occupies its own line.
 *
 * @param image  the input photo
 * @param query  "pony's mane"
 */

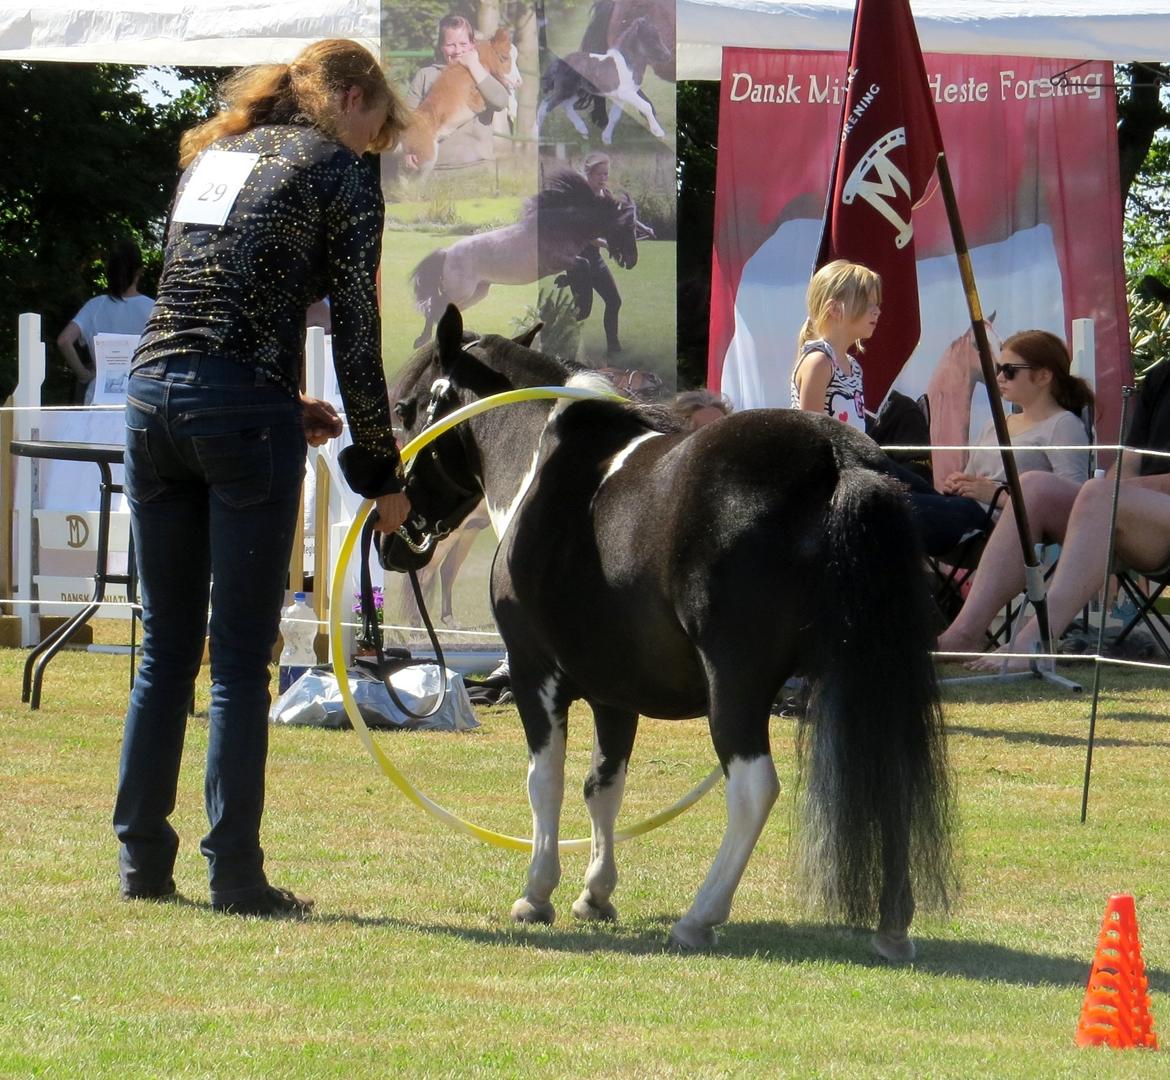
xmin=524 ymin=171 xmax=608 ymax=219
xmin=392 ymin=330 xmax=681 ymax=433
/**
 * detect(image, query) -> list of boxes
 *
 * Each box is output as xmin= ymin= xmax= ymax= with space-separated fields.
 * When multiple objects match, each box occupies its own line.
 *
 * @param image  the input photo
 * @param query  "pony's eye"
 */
xmin=395 ymin=400 xmax=417 ymax=428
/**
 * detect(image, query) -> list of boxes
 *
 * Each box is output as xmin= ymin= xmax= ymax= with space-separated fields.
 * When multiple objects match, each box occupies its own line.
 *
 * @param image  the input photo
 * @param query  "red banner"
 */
xmin=710 ymin=49 xmax=1129 ymax=458
xmin=817 ymin=0 xmax=943 ymax=403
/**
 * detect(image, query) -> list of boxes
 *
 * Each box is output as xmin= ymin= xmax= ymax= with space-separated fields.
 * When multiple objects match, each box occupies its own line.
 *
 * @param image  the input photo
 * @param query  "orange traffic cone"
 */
xmin=1075 ymin=893 xmax=1158 ymax=1049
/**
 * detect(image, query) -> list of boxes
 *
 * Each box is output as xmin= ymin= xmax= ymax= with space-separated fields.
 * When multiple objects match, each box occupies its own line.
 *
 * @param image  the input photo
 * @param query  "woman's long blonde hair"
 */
xmin=796 ymin=259 xmax=882 ymax=354
xmin=179 ymin=39 xmax=408 ymax=167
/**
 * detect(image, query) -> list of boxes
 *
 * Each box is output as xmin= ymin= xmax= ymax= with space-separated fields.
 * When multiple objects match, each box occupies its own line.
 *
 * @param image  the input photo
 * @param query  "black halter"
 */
xmin=380 ymin=367 xmax=484 ymax=574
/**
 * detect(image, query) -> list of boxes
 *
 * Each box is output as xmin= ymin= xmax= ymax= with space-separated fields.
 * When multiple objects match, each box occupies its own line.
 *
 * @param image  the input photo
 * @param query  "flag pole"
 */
xmin=934 ymin=151 xmax=1068 ymax=682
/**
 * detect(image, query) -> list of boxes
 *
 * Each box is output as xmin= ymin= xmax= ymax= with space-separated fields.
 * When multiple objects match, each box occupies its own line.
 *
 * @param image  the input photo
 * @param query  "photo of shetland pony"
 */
xmin=400 ymin=27 xmax=521 ymax=182
xmin=533 ymin=15 xmax=672 ymax=145
xmin=410 ymin=171 xmax=642 ymax=346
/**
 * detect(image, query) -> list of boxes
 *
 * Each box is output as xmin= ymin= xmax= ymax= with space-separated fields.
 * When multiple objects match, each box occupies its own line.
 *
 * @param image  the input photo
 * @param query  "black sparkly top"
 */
xmin=135 ymin=123 xmax=402 ymax=496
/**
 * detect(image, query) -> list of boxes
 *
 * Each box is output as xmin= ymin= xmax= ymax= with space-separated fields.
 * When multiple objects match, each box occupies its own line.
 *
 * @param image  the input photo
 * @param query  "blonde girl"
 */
xmin=790 ymin=260 xmax=882 ymax=432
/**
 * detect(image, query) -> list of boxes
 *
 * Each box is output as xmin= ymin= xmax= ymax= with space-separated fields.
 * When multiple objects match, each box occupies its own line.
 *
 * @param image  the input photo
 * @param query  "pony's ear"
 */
xmin=513 ymin=322 xmax=543 ymax=348
xmin=436 ymin=304 xmax=464 ymax=375
xmin=986 ymin=310 xmax=997 ymax=325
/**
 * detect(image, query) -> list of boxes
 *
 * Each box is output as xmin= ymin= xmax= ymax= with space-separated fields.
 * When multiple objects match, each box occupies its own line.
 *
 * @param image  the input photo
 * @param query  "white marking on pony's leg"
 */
xmin=632 ymin=91 xmax=665 ymax=137
xmin=485 ymin=446 xmax=540 ymax=540
xmin=562 ymin=101 xmax=590 ymax=137
xmin=572 ymin=754 xmax=627 ymax=922
xmin=511 ymin=678 xmax=566 ymax=925
xmin=602 ymin=99 xmax=622 ymax=145
xmin=670 ymin=755 xmax=780 ymax=950
xmin=599 ymin=431 xmax=661 ymax=486
xmin=532 ymin=97 xmax=549 ymax=139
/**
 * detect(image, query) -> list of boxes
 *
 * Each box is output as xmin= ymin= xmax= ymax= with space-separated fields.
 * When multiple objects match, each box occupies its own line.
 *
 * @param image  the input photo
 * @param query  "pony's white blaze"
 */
xmin=600 ymin=431 xmax=661 ymax=485
xmin=486 ymin=445 xmax=540 ymax=540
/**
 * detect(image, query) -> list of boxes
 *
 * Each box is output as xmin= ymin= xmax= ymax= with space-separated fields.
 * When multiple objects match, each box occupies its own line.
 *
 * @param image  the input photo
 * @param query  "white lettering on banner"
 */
xmin=840 ymin=83 xmax=880 ymax=139
xmin=841 ymin=128 xmax=915 ymax=249
xmin=999 ymin=69 xmax=1103 ymax=102
xmin=808 ymin=75 xmax=850 ymax=106
xmin=172 ymin=150 xmax=260 ymax=227
xmin=927 ymin=73 xmax=989 ymax=104
xmin=727 ymin=72 xmax=802 ymax=104
xmin=728 ymin=69 xmax=1103 ymax=108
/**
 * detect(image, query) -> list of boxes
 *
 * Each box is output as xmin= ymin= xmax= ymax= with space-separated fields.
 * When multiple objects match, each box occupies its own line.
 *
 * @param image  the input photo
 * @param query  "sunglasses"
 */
xmin=995 ymin=362 xmax=1038 ymax=381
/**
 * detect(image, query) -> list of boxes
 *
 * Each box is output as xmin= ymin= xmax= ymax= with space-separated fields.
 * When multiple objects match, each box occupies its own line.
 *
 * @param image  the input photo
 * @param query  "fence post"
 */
xmin=14 ymin=313 xmax=45 ymax=646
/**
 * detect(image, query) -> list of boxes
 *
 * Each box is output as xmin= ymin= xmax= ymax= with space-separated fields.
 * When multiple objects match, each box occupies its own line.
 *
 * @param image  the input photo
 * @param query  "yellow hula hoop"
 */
xmin=328 ymin=385 xmax=722 ymax=852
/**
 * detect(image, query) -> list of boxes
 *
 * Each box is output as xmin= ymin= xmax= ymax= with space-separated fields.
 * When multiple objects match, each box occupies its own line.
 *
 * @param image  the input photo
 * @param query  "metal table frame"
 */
xmin=10 ymin=440 xmax=137 ymax=709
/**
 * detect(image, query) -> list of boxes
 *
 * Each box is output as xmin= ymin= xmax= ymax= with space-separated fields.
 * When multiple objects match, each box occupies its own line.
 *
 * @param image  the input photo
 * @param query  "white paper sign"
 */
xmin=92 ymin=332 xmax=140 ymax=404
xmin=172 ymin=150 xmax=259 ymax=227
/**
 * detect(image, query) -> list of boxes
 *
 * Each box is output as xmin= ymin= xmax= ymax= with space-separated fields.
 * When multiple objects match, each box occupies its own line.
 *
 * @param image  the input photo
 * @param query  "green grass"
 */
xmin=2 ymin=639 xmax=1169 ymax=1077
xmin=380 ymin=231 xmax=677 ymax=380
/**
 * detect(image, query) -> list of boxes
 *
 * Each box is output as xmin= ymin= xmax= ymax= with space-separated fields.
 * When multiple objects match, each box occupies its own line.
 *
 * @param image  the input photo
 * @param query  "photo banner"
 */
xmin=710 ymin=48 xmax=1129 ymax=469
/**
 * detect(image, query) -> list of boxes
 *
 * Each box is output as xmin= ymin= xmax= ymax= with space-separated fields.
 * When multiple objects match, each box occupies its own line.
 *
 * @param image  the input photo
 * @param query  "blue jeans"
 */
xmin=112 ymin=354 xmax=306 ymax=904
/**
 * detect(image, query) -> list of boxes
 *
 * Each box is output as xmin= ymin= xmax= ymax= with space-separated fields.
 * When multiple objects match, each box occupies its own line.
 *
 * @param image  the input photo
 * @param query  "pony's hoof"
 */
xmin=668 ymin=920 xmax=716 ymax=950
xmin=571 ymin=894 xmax=617 ymax=922
xmin=510 ymin=897 xmax=555 ymax=924
xmin=872 ymin=930 xmax=916 ymax=964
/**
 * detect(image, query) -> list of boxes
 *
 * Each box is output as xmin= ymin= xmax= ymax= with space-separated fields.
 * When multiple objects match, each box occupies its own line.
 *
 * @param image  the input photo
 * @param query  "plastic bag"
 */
xmin=269 ymin=664 xmax=479 ymax=732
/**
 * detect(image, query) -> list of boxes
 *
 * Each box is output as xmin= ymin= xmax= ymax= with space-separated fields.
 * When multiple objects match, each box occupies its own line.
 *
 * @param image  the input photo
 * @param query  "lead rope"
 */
xmin=358 ymin=507 xmax=448 ymax=720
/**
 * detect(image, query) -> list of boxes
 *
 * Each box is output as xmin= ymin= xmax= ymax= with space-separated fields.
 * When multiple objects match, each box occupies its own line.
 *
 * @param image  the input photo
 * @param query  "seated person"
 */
xmin=672 ymin=388 xmax=732 ymax=430
xmin=404 ymin=14 xmax=511 ymax=170
xmin=907 ymin=330 xmax=1093 ymax=556
xmin=941 ymin=356 xmax=1170 ymax=666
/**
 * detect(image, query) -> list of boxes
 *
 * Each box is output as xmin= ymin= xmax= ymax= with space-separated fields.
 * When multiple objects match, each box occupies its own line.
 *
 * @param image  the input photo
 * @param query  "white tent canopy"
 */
xmin=2 ymin=0 xmax=1169 ymax=69
xmin=679 ymin=0 xmax=1170 ymax=79
xmin=0 ymin=0 xmax=378 ymax=65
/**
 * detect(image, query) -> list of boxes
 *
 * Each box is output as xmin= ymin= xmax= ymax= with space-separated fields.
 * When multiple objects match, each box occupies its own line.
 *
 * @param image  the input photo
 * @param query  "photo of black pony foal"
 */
xmin=383 ymin=304 xmax=954 ymax=960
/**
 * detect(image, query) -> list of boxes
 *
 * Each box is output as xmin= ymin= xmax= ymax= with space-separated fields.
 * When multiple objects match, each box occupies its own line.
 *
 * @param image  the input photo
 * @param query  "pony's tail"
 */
xmin=411 ymin=250 xmax=446 ymax=314
xmin=793 ymin=466 xmax=955 ymax=925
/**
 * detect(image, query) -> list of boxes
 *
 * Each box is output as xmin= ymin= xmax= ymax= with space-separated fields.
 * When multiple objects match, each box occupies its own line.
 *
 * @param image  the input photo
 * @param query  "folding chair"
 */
xmin=1111 ymin=564 xmax=1170 ymax=659
xmin=925 ymin=488 xmax=1004 ymax=630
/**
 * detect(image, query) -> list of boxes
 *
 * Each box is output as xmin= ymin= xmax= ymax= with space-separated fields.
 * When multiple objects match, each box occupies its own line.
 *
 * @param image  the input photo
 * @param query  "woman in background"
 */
xmin=58 ymin=239 xmax=155 ymax=403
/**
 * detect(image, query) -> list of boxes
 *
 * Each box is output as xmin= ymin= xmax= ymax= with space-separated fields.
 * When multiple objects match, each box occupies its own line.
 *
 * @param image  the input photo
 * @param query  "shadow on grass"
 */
xmin=310 ymin=909 xmax=1169 ymax=990
xmin=946 ymin=723 xmax=1170 ymax=750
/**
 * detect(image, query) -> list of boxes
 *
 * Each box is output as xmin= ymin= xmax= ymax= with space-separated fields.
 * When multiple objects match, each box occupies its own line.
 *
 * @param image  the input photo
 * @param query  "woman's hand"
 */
xmin=300 ymin=395 xmax=344 ymax=447
xmin=455 ymin=50 xmax=487 ymax=82
xmin=374 ymin=490 xmax=412 ymax=534
xmin=944 ymin=472 xmax=1000 ymax=503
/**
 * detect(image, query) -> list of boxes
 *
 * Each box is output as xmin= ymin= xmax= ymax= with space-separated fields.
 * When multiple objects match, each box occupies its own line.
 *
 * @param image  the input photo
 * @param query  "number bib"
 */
xmin=172 ymin=150 xmax=261 ymax=227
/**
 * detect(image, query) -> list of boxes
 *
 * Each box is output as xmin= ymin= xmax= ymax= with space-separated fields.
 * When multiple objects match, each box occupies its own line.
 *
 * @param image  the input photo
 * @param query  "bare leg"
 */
xmin=969 ymin=476 xmax=1170 ymax=671
xmin=572 ymin=705 xmax=638 ymax=922
xmin=937 ymin=472 xmax=1081 ymax=655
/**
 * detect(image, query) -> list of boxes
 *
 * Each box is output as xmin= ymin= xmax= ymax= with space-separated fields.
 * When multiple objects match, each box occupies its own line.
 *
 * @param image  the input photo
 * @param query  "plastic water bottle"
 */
xmin=278 ymin=592 xmax=317 ymax=693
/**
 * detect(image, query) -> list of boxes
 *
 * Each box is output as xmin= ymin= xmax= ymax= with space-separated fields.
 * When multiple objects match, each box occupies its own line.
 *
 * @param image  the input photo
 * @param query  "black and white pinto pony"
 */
xmin=383 ymin=305 xmax=954 ymax=959
xmin=533 ymin=14 xmax=672 ymax=144
xmin=410 ymin=171 xmax=640 ymax=348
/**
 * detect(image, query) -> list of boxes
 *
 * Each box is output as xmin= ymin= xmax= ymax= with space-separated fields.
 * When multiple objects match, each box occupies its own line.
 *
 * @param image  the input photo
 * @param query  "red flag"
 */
xmin=817 ymin=0 xmax=944 ymax=405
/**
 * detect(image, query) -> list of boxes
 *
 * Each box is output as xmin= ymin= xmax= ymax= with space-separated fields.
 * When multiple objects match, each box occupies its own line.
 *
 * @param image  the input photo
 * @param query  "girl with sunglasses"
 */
xmin=908 ymin=330 xmax=1094 ymax=556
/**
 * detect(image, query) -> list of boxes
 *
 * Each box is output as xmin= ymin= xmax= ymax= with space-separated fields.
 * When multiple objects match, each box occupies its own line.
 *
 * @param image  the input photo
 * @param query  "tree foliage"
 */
xmin=0 ymin=63 xmax=213 ymax=402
